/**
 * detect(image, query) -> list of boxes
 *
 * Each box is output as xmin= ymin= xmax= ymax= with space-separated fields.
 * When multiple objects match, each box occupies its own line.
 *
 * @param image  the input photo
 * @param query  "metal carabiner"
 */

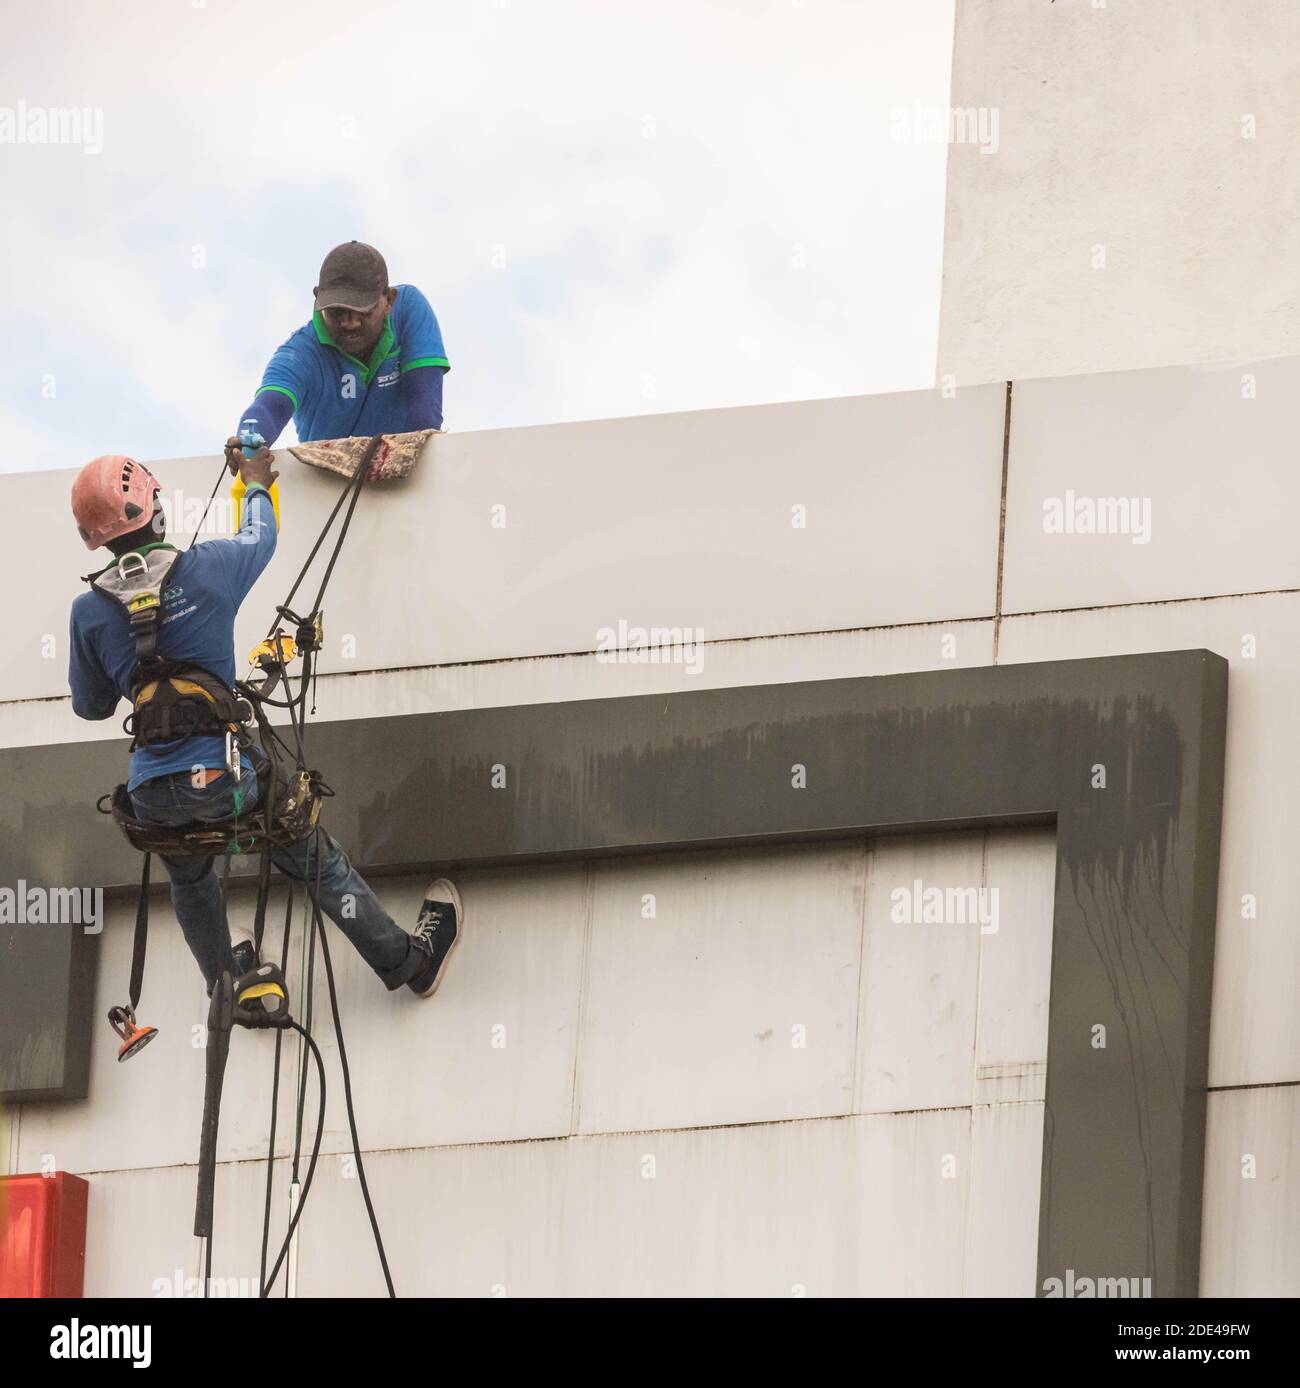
xmin=115 ymin=550 xmax=149 ymax=582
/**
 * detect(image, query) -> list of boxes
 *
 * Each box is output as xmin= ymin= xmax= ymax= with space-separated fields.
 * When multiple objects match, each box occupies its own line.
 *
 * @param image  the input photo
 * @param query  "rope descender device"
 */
xmin=248 ymin=632 xmax=300 ymax=669
xmin=276 ymin=605 xmax=323 ymax=657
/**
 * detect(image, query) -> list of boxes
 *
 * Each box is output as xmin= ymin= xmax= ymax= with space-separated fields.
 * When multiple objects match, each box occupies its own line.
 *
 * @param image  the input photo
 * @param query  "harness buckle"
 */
xmin=115 ymin=551 xmax=149 ymax=582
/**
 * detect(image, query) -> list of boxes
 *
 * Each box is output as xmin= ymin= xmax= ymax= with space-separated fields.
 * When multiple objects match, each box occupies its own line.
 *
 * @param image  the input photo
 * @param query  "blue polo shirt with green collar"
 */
xmin=250 ymin=284 xmax=449 ymax=442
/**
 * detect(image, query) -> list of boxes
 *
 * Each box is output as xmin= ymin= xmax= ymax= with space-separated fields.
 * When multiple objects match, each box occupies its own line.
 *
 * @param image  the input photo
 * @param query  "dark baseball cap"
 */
xmin=314 ymin=241 xmax=389 ymax=312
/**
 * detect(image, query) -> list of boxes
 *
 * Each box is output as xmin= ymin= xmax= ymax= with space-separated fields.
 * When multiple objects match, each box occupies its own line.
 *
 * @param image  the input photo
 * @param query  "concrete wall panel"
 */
xmin=82 ymin=1160 xmax=275 ymax=1299
xmin=974 ymin=828 xmax=1055 ymax=1106
xmin=964 ymin=1101 xmax=1044 ymax=1297
xmin=1201 ymin=1087 xmax=1300 ymax=1297
xmin=856 ymin=828 xmax=1055 ymax=1115
xmin=293 ymin=1110 xmax=972 ymax=1298
xmin=1002 ymin=359 xmax=1300 ymax=614
xmin=939 ymin=0 xmax=1300 ymax=384
xmin=577 ymin=842 xmax=866 ymax=1134
xmin=856 ymin=832 xmax=985 ymax=1113
xmin=298 ymin=865 xmax=589 ymax=1153
xmin=7 ymin=389 xmax=1005 ymax=704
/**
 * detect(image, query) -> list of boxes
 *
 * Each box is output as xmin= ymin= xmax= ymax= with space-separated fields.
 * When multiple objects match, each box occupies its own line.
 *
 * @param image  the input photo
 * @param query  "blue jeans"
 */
xmin=128 ymin=766 xmax=420 ymax=994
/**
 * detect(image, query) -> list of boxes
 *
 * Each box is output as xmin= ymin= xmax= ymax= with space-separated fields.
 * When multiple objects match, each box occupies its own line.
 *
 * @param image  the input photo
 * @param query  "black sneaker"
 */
xmin=407 ymin=879 xmax=463 ymax=997
xmin=231 ymin=939 xmax=258 ymax=977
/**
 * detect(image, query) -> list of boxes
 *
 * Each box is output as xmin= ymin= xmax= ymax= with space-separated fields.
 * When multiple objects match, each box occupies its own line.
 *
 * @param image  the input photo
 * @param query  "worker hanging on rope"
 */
xmin=227 ymin=240 xmax=449 ymax=463
xmin=67 ymin=449 xmax=464 ymax=1015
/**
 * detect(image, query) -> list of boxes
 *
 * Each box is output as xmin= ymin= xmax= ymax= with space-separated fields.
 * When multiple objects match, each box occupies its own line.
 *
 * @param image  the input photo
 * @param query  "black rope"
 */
xmin=251 ymin=854 xmax=273 ymax=957
xmin=317 ymin=902 xmax=395 ymax=1296
xmin=258 ymin=885 xmax=296 ymax=1297
xmin=272 ymin=840 xmax=331 ymax=1296
xmin=276 ymin=833 xmax=324 ymax=1297
xmin=306 ymin=436 xmax=379 ymax=618
xmin=253 ymin=435 xmax=380 ymax=768
xmin=203 ymin=1188 xmax=213 ymax=1295
xmin=260 ymin=1020 xmax=327 ymax=1299
xmin=162 ymin=437 xmax=395 ymax=1296
xmin=266 ymin=433 xmax=381 ymax=642
xmin=291 ymin=881 xmax=319 ymax=1187
xmin=186 ymin=459 xmax=229 ymax=551
xmin=262 ymin=468 xmax=358 ymax=639
xmin=277 ymin=652 xmax=313 ymax=783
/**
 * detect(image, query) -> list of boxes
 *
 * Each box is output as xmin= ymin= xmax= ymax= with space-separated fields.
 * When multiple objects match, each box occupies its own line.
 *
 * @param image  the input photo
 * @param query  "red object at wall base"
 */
xmin=0 ymin=1172 xmax=90 ymax=1297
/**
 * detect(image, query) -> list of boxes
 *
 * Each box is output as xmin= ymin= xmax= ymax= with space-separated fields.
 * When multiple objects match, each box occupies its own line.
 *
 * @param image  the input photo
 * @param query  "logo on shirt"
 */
xmin=375 ymin=370 xmax=399 ymax=388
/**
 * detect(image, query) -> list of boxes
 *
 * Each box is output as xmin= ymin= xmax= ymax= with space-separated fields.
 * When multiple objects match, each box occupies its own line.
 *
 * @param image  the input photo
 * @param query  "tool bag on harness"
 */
xmin=100 ymin=758 xmax=325 ymax=857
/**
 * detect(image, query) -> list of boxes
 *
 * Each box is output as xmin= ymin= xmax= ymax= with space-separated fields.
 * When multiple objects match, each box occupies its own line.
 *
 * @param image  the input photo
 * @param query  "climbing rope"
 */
xmin=182 ymin=434 xmax=395 ymax=1297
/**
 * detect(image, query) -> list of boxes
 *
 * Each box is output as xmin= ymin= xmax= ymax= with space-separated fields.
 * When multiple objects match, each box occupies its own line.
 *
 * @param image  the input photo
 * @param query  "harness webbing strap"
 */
xmin=90 ymin=548 xmax=182 ymax=666
xmin=128 ymin=852 xmax=151 ymax=1012
xmin=87 ymin=549 xmax=251 ymax=752
xmin=126 ymin=664 xmax=249 ymax=749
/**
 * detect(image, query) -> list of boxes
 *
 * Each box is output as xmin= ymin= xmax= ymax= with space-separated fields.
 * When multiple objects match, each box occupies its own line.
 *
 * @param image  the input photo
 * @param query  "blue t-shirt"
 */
xmin=68 ymin=487 xmax=277 ymax=791
xmin=252 ymin=284 xmax=449 ymax=442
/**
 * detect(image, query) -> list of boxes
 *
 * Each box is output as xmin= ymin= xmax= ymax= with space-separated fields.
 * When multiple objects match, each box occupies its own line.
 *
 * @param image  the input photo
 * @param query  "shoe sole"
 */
xmin=414 ymin=878 xmax=464 ymax=997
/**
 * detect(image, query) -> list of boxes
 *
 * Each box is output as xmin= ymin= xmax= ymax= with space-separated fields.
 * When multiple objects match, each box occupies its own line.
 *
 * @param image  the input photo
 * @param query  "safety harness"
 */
xmin=89 ymin=545 xmax=252 ymax=766
xmin=88 ymin=542 xmax=326 ymax=1062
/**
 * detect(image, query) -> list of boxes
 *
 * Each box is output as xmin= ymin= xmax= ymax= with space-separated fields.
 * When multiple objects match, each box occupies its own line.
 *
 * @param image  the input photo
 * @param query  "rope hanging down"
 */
xmin=172 ymin=433 xmax=396 ymax=1297
xmin=217 ymin=430 xmax=394 ymax=1288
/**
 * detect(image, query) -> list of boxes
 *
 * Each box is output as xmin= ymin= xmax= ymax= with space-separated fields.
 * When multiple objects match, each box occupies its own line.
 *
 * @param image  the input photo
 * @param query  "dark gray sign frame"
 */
xmin=1 ymin=648 xmax=1226 ymax=1296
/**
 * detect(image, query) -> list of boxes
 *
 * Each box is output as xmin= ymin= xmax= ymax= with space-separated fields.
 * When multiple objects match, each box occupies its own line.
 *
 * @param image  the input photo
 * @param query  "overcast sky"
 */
xmin=0 ymin=0 xmax=954 ymax=474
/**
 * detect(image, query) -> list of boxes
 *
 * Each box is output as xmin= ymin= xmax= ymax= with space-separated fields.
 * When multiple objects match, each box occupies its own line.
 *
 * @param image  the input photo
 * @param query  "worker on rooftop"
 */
xmin=228 ymin=241 xmax=448 ymax=459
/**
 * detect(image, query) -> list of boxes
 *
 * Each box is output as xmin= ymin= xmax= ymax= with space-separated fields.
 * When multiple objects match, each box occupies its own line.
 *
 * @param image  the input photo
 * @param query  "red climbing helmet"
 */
xmin=71 ymin=454 xmax=161 ymax=550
